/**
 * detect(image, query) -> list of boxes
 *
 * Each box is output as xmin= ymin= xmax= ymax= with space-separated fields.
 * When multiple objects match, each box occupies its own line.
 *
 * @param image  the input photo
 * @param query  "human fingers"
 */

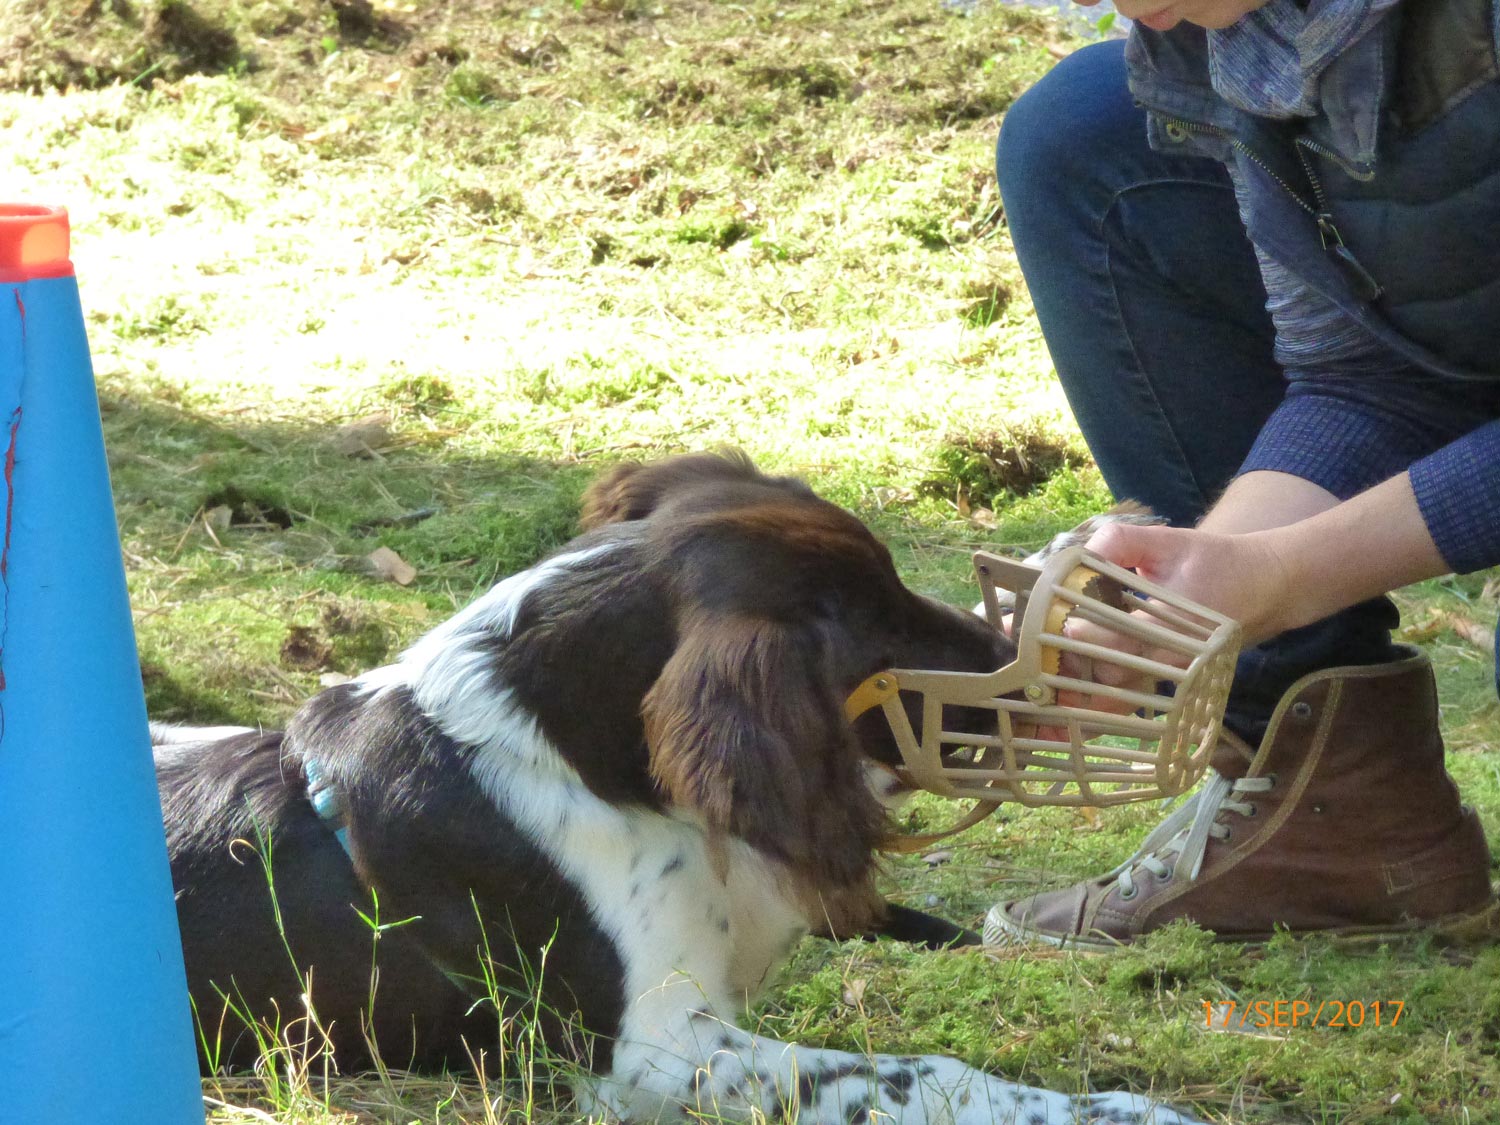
xmin=1085 ymin=520 xmax=1240 ymax=622
xmin=1064 ymin=609 xmax=1193 ymax=675
xmin=1056 ymin=637 xmax=1158 ymax=713
xmin=1083 ymin=520 xmax=1191 ymax=584
xmin=1086 ymin=521 xmax=1295 ymax=644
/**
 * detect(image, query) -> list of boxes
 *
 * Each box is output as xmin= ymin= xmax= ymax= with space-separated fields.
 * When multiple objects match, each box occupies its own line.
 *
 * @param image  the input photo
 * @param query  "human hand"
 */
xmin=984 ymin=580 xmax=1177 ymax=742
xmin=1084 ymin=520 xmax=1292 ymax=645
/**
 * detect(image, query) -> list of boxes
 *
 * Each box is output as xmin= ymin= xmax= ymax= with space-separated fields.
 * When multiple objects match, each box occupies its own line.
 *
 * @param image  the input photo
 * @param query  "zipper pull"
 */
xmin=1317 ymin=214 xmax=1384 ymax=302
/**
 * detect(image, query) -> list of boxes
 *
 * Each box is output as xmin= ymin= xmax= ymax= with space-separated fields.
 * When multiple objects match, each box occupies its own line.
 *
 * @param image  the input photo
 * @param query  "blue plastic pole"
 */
xmin=0 ymin=205 xmax=203 ymax=1124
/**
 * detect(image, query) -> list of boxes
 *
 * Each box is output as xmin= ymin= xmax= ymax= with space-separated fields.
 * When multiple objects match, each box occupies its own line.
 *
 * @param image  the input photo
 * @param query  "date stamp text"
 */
xmin=1203 ymin=1000 xmax=1405 ymax=1030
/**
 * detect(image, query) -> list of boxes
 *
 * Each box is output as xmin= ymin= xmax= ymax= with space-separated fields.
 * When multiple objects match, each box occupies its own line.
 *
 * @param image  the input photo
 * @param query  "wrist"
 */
xmin=1253 ymin=524 xmax=1325 ymax=638
xmin=1244 ymin=473 xmax=1449 ymax=640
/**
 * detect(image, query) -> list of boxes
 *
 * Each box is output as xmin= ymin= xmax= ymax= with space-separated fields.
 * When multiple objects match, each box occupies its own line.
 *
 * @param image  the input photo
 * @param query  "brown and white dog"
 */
xmin=156 ymin=452 xmax=1199 ymax=1125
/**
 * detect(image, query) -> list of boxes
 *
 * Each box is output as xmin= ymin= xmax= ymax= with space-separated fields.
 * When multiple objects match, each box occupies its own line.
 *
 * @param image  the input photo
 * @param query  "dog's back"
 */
xmin=156 ymin=726 xmax=494 ymax=1071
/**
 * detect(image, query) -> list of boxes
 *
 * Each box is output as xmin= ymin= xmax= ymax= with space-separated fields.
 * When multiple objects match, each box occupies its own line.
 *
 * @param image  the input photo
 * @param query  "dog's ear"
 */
xmin=642 ymin=611 xmax=885 ymax=889
xmin=579 ymin=450 xmax=771 ymax=529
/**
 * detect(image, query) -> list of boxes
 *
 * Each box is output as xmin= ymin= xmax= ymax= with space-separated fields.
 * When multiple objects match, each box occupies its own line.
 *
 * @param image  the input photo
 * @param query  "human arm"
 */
xmin=1086 ymin=469 xmax=1450 ymax=646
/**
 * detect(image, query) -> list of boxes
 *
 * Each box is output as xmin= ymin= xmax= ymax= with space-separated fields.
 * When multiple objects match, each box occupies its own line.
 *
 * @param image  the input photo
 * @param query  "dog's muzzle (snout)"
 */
xmin=846 ymin=546 xmax=1241 ymax=845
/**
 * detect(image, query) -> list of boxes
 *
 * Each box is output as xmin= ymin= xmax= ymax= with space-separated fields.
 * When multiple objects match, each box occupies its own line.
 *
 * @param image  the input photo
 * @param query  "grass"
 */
xmin=5 ymin=0 xmax=1500 ymax=1120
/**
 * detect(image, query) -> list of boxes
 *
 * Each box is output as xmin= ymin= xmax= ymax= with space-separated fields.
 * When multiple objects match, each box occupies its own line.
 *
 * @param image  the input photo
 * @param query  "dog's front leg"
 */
xmin=584 ymin=1001 xmax=1201 ymax=1125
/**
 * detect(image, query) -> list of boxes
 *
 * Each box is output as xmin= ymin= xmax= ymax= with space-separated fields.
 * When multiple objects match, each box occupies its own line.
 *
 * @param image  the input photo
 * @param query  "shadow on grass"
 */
xmin=102 ymin=386 xmax=597 ymax=726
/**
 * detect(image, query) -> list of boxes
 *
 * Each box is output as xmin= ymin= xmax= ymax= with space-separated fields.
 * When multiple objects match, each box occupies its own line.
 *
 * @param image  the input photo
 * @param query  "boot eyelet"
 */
xmin=1118 ymin=884 xmax=1139 ymax=901
xmin=1222 ymin=828 xmax=1233 ymax=842
xmin=1245 ymin=804 xmax=1257 ymax=817
xmin=1291 ymin=701 xmax=1314 ymax=721
xmin=1154 ymin=867 xmax=1174 ymax=882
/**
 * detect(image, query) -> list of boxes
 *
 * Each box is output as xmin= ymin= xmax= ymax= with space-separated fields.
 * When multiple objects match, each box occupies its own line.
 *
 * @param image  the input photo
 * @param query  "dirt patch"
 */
xmin=926 ymin=420 xmax=1088 ymax=502
xmin=2 ymin=0 xmax=244 ymax=91
xmin=2 ymin=0 xmax=419 ymax=91
xmin=202 ymin=485 xmax=297 ymax=529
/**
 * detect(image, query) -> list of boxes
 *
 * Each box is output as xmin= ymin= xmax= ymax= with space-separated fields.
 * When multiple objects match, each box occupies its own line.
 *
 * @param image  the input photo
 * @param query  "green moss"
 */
xmin=9 ymin=0 xmax=1499 ymax=1117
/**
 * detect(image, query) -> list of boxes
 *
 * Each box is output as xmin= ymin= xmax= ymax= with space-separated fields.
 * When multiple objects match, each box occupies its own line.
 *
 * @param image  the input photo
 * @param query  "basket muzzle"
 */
xmin=846 ymin=546 xmax=1241 ymax=846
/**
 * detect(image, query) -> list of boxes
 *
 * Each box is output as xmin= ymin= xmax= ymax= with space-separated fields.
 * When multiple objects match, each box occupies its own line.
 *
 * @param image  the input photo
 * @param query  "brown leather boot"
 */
xmin=985 ymin=646 xmax=1496 ymax=948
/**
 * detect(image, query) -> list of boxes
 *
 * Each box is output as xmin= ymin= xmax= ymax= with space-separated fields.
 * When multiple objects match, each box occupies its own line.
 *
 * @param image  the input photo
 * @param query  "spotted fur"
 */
xmin=978 ymin=502 xmax=1167 ymax=621
xmin=157 ymin=453 xmax=1201 ymax=1123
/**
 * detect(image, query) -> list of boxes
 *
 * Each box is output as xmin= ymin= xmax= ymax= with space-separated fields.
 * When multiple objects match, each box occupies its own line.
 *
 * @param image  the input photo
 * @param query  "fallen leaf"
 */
xmin=332 ymin=413 xmax=395 ymax=457
xmin=204 ymin=504 xmax=233 ymax=535
xmin=1400 ymin=614 xmax=1446 ymax=644
xmin=384 ymin=244 xmax=426 ymax=266
xmin=304 ymin=116 xmax=353 ymax=145
xmin=1444 ymin=612 xmax=1496 ymax=656
xmin=842 ymin=979 xmax=867 ymax=1008
xmin=869 ymin=485 xmax=913 ymax=511
xmin=922 ymin=849 xmax=953 ymax=867
xmin=319 ymin=671 xmax=355 ymax=688
xmin=367 ymin=546 xmax=417 ymax=586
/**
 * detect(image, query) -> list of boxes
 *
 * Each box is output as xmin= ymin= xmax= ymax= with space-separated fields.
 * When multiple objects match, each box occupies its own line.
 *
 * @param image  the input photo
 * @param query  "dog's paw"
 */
xmin=1079 ymin=1090 xmax=1206 ymax=1124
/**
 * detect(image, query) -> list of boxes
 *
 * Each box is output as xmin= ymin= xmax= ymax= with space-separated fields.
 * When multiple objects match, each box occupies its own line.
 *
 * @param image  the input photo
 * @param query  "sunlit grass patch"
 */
xmin=7 ymin=0 xmax=1499 ymax=1119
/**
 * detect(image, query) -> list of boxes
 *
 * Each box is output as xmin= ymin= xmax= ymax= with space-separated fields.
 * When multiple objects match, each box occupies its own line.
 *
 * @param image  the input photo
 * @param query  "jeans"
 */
xmin=994 ymin=40 xmax=1413 ymax=741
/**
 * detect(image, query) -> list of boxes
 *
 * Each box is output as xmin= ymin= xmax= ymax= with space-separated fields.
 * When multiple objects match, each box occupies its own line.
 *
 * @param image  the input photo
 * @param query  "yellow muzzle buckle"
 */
xmin=847 ymin=546 xmax=1242 ymax=849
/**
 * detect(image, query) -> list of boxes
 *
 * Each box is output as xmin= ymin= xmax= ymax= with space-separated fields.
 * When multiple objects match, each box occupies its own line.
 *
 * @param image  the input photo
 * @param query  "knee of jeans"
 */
xmin=996 ymin=41 xmax=1132 ymax=227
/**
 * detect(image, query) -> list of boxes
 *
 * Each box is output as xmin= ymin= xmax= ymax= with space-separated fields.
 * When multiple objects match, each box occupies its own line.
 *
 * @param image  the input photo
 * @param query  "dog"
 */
xmin=157 ymin=452 xmax=1201 ymax=1124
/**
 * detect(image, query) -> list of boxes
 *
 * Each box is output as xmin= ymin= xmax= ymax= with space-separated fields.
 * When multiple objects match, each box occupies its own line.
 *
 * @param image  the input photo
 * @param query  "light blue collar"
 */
xmin=303 ymin=757 xmax=353 ymax=858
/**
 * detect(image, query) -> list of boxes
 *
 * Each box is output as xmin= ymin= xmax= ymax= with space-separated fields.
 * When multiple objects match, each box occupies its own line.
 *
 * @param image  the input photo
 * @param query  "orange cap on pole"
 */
xmin=0 ymin=204 xmax=74 ymax=283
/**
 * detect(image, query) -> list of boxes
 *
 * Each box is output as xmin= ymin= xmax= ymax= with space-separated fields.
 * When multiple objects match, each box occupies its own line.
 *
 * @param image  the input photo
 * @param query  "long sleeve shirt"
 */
xmin=1133 ymin=1 xmax=1500 ymax=573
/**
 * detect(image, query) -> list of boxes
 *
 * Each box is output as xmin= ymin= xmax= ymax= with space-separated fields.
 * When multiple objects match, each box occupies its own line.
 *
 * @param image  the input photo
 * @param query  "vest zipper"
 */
xmin=1162 ymin=118 xmax=1384 ymax=302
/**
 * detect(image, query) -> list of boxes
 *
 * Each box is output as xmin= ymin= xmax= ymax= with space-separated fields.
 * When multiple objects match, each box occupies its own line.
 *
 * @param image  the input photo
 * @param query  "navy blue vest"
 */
xmin=1127 ymin=1 xmax=1500 ymax=382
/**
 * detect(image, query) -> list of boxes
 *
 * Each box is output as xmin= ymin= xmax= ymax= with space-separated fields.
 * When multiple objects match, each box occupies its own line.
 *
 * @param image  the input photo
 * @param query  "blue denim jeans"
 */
xmin=994 ymin=39 xmax=1425 ymax=740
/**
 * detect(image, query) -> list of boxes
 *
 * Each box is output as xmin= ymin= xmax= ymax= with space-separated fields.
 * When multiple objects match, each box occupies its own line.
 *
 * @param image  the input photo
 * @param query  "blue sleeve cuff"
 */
xmin=1239 ymin=392 xmax=1437 ymax=501
xmin=1408 ymin=421 xmax=1500 ymax=575
xmin=1239 ymin=393 xmax=1500 ymax=574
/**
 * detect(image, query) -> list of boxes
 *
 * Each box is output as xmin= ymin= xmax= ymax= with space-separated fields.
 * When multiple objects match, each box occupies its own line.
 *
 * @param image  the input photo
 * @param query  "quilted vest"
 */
xmin=1126 ymin=0 xmax=1500 ymax=381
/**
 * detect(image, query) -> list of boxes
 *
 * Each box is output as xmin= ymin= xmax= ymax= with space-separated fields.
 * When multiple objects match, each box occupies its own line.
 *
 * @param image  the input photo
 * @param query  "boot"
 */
xmin=985 ymin=646 xmax=1495 ymax=948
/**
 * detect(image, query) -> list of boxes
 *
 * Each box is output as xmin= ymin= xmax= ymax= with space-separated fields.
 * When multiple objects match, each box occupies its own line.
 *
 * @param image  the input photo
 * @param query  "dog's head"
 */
xmin=581 ymin=451 xmax=1010 ymax=893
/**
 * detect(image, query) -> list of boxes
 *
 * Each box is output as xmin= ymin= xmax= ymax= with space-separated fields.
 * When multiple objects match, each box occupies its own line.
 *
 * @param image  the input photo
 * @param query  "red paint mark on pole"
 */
xmin=0 ymin=406 xmax=17 ymax=691
xmin=1 ymin=289 xmax=19 ymax=692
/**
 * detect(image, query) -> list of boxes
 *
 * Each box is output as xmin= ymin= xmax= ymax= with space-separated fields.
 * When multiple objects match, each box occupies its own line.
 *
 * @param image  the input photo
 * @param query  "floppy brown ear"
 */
xmin=578 ymin=461 xmax=651 ymax=529
xmin=642 ymin=611 xmax=886 ymax=890
xmin=579 ymin=450 xmax=765 ymax=529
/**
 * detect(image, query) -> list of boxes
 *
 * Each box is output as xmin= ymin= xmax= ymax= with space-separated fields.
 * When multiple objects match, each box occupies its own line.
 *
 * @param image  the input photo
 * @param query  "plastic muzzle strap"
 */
xmin=846 ymin=546 xmax=1242 ymax=850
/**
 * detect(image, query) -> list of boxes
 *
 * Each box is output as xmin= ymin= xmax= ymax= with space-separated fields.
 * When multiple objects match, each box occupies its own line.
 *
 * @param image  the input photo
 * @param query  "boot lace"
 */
xmin=1111 ymin=771 xmax=1275 ymax=898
